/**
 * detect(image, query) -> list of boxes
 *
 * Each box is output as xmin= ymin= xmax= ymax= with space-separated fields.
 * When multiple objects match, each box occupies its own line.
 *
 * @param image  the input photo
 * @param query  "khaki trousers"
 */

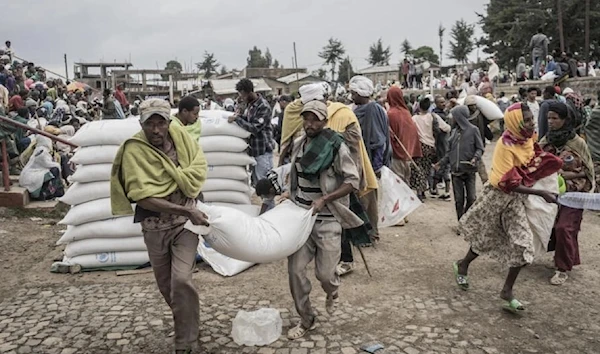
xmin=360 ymin=190 xmax=379 ymax=238
xmin=288 ymin=220 xmax=342 ymax=328
xmin=143 ymin=224 xmax=199 ymax=351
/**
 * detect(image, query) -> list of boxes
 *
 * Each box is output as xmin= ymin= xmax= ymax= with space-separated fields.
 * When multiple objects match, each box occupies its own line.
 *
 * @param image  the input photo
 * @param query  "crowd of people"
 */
xmin=2 ymin=37 xmax=600 ymax=353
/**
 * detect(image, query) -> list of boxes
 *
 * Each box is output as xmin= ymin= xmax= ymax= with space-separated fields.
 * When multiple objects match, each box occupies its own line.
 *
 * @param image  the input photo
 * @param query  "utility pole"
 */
xmin=293 ymin=42 xmax=300 ymax=94
xmin=64 ymin=54 xmax=69 ymax=81
xmin=585 ymin=0 xmax=590 ymax=76
xmin=557 ymin=0 xmax=565 ymax=52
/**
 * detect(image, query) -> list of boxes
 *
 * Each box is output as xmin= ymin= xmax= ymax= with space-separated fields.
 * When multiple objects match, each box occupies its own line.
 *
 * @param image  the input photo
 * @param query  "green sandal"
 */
xmin=453 ymin=261 xmax=469 ymax=290
xmin=502 ymin=298 xmax=526 ymax=314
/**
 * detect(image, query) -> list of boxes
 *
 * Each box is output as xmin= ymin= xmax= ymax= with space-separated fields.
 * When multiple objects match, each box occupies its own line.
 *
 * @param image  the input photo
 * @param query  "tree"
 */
xmin=264 ymin=48 xmax=273 ymax=68
xmin=448 ymin=19 xmax=475 ymax=63
xmin=247 ymin=46 xmax=267 ymax=68
xmin=273 ymin=59 xmax=280 ymax=69
xmin=401 ymin=39 xmax=413 ymax=57
xmin=312 ymin=68 xmax=328 ymax=80
xmin=319 ymin=38 xmax=346 ymax=81
xmin=220 ymin=66 xmax=228 ymax=76
xmin=478 ymin=0 xmax=600 ymax=70
xmin=438 ymin=24 xmax=446 ymax=66
xmin=337 ymin=56 xmax=354 ymax=84
xmin=410 ymin=46 xmax=440 ymax=64
xmin=368 ymin=38 xmax=392 ymax=66
xmin=163 ymin=60 xmax=182 ymax=80
xmin=196 ymin=51 xmax=219 ymax=79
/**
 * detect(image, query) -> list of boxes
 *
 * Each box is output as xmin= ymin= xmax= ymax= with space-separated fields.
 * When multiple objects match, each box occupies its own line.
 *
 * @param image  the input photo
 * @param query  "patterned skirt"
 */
xmin=410 ymin=143 xmax=435 ymax=193
xmin=459 ymin=184 xmax=535 ymax=268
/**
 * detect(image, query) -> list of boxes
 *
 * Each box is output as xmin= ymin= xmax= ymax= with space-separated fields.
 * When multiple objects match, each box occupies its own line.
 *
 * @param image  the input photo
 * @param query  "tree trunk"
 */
xmin=557 ymin=0 xmax=565 ymax=52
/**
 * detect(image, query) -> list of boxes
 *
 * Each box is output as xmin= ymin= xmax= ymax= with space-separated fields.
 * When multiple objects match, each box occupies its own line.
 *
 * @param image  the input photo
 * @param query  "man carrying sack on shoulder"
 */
xmin=286 ymin=100 xmax=363 ymax=340
xmin=110 ymin=99 xmax=208 ymax=354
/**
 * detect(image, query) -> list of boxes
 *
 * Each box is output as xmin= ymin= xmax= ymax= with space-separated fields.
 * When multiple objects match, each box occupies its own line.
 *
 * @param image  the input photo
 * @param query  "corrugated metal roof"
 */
xmin=355 ymin=65 xmax=400 ymax=75
xmin=276 ymin=72 xmax=314 ymax=84
xmin=210 ymin=79 xmax=272 ymax=95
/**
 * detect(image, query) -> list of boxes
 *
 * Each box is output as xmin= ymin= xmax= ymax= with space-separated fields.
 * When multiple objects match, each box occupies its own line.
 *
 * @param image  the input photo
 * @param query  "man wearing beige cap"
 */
xmin=286 ymin=100 xmax=363 ymax=340
xmin=111 ymin=98 xmax=208 ymax=354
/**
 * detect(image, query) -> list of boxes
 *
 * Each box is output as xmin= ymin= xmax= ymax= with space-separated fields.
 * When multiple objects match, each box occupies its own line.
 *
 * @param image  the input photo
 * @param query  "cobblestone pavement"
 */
xmin=1 ymin=282 xmax=599 ymax=354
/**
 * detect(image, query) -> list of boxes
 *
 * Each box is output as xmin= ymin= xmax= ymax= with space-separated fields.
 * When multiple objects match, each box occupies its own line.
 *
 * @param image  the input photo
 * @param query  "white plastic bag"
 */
xmin=204 ymin=152 xmax=256 ymax=166
xmin=71 ymin=145 xmax=120 ymax=165
xmin=59 ymin=198 xmax=130 ymax=226
xmin=200 ymin=135 xmax=248 ymax=153
xmin=63 ymin=251 xmax=149 ymax=269
xmin=202 ymin=179 xmax=251 ymax=193
xmin=70 ymin=118 xmax=141 ymax=147
xmin=59 ymin=181 xmax=110 ymax=206
xmin=231 ymin=309 xmax=282 ymax=346
xmin=64 ymin=236 xmax=146 ymax=258
xmin=377 ymin=166 xmax=422 ymax=228
xmin=190 ymin=201 xmax=317 ymax=263
xmin=57 ymin=216 xmax=142 ymax=244
xmin=200 ymin=114 xmax=251 ymax=139
xmin=525 ymin=173 xmax=559 ymax=258
xmin=207 ymin=165 xmax=249 ymax=180
xmin=202 ymin=191 xmax=251 ymax=205
xmin=70 ymin=163 xmax=112 ymax=183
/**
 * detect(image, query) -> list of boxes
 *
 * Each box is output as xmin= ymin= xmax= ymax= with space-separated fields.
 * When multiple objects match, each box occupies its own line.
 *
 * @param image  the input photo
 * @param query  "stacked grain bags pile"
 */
xmin=195 ymin=110 xmax=258 ymax=276
xmin=56 ymin=118 xmax=148 ymax=269
xmin=198 ymin=110 xmax=255 ymax=205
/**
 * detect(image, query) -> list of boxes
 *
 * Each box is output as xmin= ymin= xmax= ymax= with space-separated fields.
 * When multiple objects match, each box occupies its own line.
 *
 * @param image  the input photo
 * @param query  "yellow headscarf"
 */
xmin=489 ymin=103 xmax=535 ymax=188
xmin=280 ymin=99 xmax=304 ymax=147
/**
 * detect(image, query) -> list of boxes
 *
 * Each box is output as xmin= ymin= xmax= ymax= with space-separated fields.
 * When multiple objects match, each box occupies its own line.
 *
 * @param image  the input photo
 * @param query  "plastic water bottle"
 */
xmin=231 ymin=308 xmax=282 ymax=346
xmin=558 ymin=192 xmax=600 ymax=211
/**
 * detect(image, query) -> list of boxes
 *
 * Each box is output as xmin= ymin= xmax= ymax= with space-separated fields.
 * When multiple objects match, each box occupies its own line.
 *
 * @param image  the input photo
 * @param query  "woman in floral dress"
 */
xmin=453 ymin=103 xmax=562 ymax=313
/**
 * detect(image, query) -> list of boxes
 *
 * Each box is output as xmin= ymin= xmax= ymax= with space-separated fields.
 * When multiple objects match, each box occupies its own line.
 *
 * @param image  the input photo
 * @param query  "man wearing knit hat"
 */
xmin=286 ymin=100 xmax=363 ymax=340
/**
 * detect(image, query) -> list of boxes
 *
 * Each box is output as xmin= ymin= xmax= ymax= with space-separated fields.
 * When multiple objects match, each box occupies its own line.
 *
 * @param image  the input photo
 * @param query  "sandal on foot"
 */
xmin=550 ymin=271 xmax=569 ymax=286
xmin=502 ymin=298 xmax=526 ymax=314
xmin=287 ymin=321 xmax=316 ymax=340
xmin=453 ymin=261 xmax=469 ymax=290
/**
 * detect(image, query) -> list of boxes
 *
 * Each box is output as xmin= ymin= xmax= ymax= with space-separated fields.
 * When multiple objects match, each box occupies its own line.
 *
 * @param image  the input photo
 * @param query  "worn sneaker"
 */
xmin=336 ymin=262 xmax=355 ymax=276
xmin=439 ymin=193 xmax=452 ymax=201
xmin=326 ymin=294 xmax=339 ymax=315
xmin=287 ymin=321 xmax=316 ymax=340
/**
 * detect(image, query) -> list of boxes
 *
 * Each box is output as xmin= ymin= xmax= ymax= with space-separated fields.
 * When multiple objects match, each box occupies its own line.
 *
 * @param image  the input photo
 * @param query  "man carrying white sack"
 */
xmin=110 ymin=99 xmax=208 ymax=354
xmin=286 ymin=100 xmax=363 ymax=340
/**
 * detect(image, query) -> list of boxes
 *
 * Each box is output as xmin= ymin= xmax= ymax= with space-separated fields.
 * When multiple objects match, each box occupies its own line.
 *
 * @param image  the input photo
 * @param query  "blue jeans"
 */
xmin=251 ymin=152 xmax=273 ymax=186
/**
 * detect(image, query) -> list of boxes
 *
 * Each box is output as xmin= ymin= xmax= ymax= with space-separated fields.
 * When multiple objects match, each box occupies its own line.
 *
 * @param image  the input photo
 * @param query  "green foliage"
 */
xmin=163 ymin=60 xmax=182 ymax=80
xmin=337 ymin=56 xmax=354 ymax=84
xmin=401 ymin=39 xmax=413 ymax=56
xmin=368 ymin=38 xmax=392 ymax=66
xmin=196 ymin=52 xmax=219 ymax=79
xmin=478 ymin=0 xmax=600 ymax=69
xmin=319 ymin=38 xmax=346 ymax=81
xmin=410 ymin=46 xmax=440 ymax=65
xmin=448 ymin=19 xmax=475 ymax=63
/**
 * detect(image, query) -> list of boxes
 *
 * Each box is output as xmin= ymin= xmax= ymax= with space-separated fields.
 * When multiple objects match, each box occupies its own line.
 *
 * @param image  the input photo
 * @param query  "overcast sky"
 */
xmin=3 ymin=0 xmax=487 ymax=79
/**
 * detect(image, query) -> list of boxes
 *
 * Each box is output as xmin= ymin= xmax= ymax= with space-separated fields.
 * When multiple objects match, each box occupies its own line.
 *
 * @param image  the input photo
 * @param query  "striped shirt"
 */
xmin=294 ymin=143 xmax=335 ymax=220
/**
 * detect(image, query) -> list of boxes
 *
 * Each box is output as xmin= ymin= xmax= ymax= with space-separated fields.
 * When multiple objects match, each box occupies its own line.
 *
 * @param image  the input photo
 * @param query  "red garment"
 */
xmin=550 ymin=206 xmax=582 ymax=271
xmin=114 ymin=89 xmax=129 ymax=108
xmin=498 ymin=144 xmax=563 ymax=193
xmin=387 ymin=86 xmax=422 ymax=160
xmin=8 ymin=95 xmax=24 ymax=112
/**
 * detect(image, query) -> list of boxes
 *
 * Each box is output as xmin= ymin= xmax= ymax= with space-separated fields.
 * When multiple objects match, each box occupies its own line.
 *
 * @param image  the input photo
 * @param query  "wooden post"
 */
xmin=585 ymin=0 xmax=590 ymax=76
xmin=64 ymin=54 xmax=69 ymax=81
xmin=557 ymin=0 xmax=565 ymax=52
xmin=1 ymin=140 xmax=10 ymax=192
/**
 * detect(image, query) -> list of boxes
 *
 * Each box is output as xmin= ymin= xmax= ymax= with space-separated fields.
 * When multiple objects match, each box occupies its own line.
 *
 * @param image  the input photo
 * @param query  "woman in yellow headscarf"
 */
xmin=453 ymin=103 xmax=562 ymax=314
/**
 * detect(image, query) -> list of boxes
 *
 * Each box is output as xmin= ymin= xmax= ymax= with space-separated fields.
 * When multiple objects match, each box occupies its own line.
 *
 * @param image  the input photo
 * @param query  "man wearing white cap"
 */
xmin=110 ymin=99 xmax=208 ymax=354
xmin=349 ymin=75 xmax=390 ymax=242
xmin=287 ymin=100 xmax=362 ymax=340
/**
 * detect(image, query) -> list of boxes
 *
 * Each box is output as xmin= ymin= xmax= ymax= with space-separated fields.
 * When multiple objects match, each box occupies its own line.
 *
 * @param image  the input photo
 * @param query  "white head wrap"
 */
xmin=349 ymin=76 xmax=374 ymax=97
xmin=299 ymin=83 xmax=325 ymax=104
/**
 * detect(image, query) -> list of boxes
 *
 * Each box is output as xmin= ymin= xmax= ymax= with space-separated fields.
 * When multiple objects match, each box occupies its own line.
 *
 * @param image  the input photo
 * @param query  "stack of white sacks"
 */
xmin=57 ymin=118 xmax=147 ymax=269
xmin=56 ymin=111 xmax=258 ymax=274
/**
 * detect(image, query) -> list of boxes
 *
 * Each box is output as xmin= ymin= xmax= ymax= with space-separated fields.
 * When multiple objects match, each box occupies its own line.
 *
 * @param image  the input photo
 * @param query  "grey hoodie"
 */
xmin=440 ymin=106 xmax=485 ymax=174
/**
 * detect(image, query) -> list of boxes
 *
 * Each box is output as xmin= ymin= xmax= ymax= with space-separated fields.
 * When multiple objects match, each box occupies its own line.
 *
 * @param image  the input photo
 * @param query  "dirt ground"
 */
xmin=1 ymin=144 xmax=600 ymax=353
